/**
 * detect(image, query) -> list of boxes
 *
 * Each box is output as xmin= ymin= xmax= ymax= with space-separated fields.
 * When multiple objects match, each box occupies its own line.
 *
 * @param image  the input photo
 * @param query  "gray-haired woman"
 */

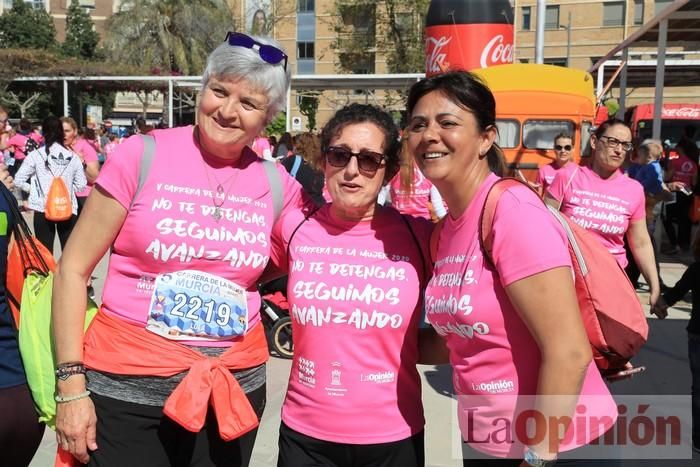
xmin=52 ymin=33 xmax=305 ymax=466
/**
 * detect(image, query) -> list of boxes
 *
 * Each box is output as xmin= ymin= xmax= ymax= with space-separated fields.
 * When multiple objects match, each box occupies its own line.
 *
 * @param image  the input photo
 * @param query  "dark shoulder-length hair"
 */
xmin=42 ymin=116 xmax=65 ymax=150
xmin=406 ymin=70 xmax=505 ymax=176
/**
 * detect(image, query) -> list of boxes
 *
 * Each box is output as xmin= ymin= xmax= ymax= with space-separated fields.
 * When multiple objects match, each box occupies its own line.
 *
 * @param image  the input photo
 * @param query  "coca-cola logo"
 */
xmin=479 ymin=34 xmax=514 ymax=68
xmin=426 ymin=36 xmax=451 ymax=74
xmin=662 ymin=107 xmax=700 ymax=119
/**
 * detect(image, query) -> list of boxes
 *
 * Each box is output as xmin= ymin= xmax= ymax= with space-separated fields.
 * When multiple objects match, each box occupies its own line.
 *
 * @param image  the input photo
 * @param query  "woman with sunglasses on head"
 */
xmin=546 ymin=119 xmax=661 ymax=313
xmin=52 ymin=33 xmax=306 ymax=467
xmin=405 ymin=71 xmax=616 ymax=466
xmin=271 ymin=104 xmax=432 ymax=467
xmin=534 ymin=132 xmax=575 ymax=196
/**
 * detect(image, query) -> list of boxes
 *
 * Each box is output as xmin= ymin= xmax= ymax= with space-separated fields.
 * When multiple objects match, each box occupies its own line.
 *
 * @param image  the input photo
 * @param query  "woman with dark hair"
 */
xmin=272 ymin=103 xmax=432 ymax=467
xmin=546 ymin=118 xmax=660 ymax=308
xmin=534 ymin=131 xmax=575 ymax=195
xmin=662 ymin=138 xmax=699 ymax=253
xmin=405 ymin=70 xmax=615 ymax=466
xmin=276 ymin=132 xmax=294 ymax=159
xmin=280 ymin=132 xmax=325 ymax=206
xmin=14 ymin=116 xmax=86 ymax=252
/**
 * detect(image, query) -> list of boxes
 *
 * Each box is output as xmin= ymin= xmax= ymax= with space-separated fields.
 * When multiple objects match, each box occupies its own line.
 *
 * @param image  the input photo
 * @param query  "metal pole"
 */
xmin=535 ymin=0 xmax=546 ymax=64
xmin=285 ymin=86 xmax=291 ymax=132
xmin=63 ymin=79 xmax=69 ymax=116
xmin=168 ymin=78 xmax=174 ymax=128
xmin=566 ymin=11 xmax=572 ymax=67
xmin=617 ymin=48 xmax=629 ymax=120
xmin=596 ymin=63 xmax=605 ymax=101
xmin=652 ymin=19 xmax=668 ymax=141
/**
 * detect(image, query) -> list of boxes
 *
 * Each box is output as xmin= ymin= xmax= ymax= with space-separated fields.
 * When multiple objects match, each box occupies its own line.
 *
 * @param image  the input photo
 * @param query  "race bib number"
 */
xmin=146 ymin=270 xmax=248 ymax=341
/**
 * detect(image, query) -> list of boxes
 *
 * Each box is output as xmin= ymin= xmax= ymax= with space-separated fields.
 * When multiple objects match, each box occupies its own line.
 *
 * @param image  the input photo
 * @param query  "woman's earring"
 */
xmin=478 ymin=149 xmax=487 ymax=159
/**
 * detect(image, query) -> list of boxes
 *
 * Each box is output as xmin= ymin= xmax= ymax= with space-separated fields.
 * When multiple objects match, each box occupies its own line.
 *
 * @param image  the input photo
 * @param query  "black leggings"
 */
xmin=662 ymin=194 xmax=692 ymax=249
xmin=33 ymin=211 xmax=77 ymax=253
xmin=89 ymin=384 xmax=266 ymax=467
xmin=0 ymin=383 xmax=46 ymax=467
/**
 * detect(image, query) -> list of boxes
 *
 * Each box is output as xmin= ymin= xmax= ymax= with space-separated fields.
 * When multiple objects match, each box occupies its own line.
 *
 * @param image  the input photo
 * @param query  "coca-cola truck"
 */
xmin=625 ymin=103 xmax=700 ymax=148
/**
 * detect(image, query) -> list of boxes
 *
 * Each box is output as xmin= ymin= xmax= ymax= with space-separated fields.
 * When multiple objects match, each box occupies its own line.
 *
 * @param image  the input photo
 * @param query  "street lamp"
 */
xmin=559 ymin=11 xmax=572 ymax=67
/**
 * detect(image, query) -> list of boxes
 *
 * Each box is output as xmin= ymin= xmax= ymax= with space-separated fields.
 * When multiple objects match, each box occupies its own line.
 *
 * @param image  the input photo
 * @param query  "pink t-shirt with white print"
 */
xmin=547 ymin=165 xmax=645 ymax=267
xmin=271 ymin=204 xmax=432 ymax=443
xmin=535 ymin=161 xmax=574 ymax=194
xmin=426 ymin=173 xmax=616 ymax=457
xmin=6 ymin=133 xmax=28 ymax=161
xmin=96 ymin=126 xmax=305 ymax=346
xmin=71 ymin=138 xmax=99 ymax=197
xmin=389 ymin=168 xmax=435 ymax=220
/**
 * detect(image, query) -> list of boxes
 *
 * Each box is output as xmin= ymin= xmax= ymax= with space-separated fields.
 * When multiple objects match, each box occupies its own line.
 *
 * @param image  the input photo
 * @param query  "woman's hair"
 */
xmin=406 ymin=70 xmax=505 ymax=176
xmin=294 ymin=132 xmax=321 ymax=168
xmin=639 ymin=139 xmax=663 ymax=160
xmin=43 ymin=116 xmax=65 ymax=149
xmin=676 ymin=138 xmax=700 ymax=163
xmin=60 ymin=116 xmax=78 ymax=131
xmin=279 ymin=132 xmax=294 ymax=148
xmin=592 ymin=118 xmax=629 ymax=139
xmin=319 ymin=103 xmax=401 ymax=181
xmin=250 ymin=9 xmax=267 ymax=35
xmin=18 ymin=118 xmax=31 ymax=133
xmin=554 ymin=132 xmax=573 ymax=143
xmin=398 ymin=138 xmax=416 ymax=194
xmin=201 ymin=34 xmax=291 ymax=123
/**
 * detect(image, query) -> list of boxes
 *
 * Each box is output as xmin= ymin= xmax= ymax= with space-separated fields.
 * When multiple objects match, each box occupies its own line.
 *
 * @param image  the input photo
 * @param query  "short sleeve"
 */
xmin=535 ymin=167 xmax=544 ymax=186
xmin=95 ymin=134 xmax=145 ymax=209
xmin=78 ymin=139 xmax=98 ymax=163
xmin=491 ymin=187 xmax=572 ymax=286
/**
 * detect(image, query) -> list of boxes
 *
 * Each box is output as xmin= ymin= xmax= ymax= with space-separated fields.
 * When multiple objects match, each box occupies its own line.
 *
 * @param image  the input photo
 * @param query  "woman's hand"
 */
xmin=651 ymin=295 xmax=669 ymax=319
xmin=55 ymin=396 xmax=98 ymax=463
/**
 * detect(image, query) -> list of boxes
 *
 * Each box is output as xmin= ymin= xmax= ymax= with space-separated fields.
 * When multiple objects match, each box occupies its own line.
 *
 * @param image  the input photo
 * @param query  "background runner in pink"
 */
xmin=387 ymin=158 xmax=446 ymax=220
xmin=535 ymin=132 xmax=575 ymax=195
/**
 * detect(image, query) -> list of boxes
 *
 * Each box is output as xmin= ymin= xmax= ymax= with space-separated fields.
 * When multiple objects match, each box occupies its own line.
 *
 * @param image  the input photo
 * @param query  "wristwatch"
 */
xmin=524 ymin=448 xmax=557 ymax=467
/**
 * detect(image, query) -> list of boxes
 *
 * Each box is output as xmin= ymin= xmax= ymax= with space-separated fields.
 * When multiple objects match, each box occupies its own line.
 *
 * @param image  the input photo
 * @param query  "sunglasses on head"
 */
xmin=554 ymin=144 xmax=572 ymax=151
xmin=325 ymin=146 xmax=385 ymax=173
xmin=224 ymin=32 xmax=288 ymax=71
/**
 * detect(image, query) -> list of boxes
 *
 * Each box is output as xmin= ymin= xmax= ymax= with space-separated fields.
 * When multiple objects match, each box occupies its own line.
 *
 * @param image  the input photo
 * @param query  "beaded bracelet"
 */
xmin=55 ymin=390 xmax=91 ymax=404
xmin=55 ymin=364 xmax=86 ymax=381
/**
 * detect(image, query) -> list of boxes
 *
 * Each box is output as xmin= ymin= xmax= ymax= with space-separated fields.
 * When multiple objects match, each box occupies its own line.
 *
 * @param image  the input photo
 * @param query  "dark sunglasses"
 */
xmin=224 ymin=32 xmax=288 ymax=71
xmin=554 ymin=144 xmax=572 ymax=151
xmin=325 ymin=146 xmax=385 ymax=173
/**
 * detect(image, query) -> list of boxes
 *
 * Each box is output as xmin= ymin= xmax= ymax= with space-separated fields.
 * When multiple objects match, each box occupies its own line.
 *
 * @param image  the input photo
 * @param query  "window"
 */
xmin=298 ymin=0 xmax=314 ymax=12
xmin=5 ymin=0 xmax=44 ymax=8
xmin=603 ymin=1 xmax=625 ymax=27
xmin=495 ymin=120 xmax=520 ymax=149
xmin=634 ymin=0 xmax=644 ymax=25
xmin=543 ymin=57 xmax=567 ymax=67
xmin=522 ymin=6 xmax=531 ymax=31
xmin=655 ymin=0 xmax=675 ymax=14
xmin=297 ymin=42 xmax=314 ymax=59
xmin=523 ymin=120 xmax=575 ymax=149
xmin=545 ymin=5 xmax=560 ymax=30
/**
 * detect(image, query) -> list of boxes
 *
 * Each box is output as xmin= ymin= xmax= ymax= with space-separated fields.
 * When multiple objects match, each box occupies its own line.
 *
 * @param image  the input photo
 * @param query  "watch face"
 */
xmin=524 ymin=449 xmax=556 ymax=467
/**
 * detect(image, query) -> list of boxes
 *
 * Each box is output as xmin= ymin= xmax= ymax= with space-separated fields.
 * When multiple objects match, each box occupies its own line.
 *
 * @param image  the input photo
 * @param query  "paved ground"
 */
xmin=25 ymin=214 xmax=700 ymax=466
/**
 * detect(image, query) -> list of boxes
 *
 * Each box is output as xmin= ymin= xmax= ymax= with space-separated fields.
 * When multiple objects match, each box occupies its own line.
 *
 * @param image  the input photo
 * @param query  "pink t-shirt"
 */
xmin=389 ymin=169 xmax=435 ymax=219
xmin=251 ymin=137 xmax=272 ymax=160
xmin=548 ymin=166 xmax=645 ymax=267
xmin=6 ymin=133 xmax=28 ymax=161
xmin=96 ymin=126 xmax=305 ymax=346
xmin=271 ymin=204 xmax=432 ymax=443
xmin=71 ymin=138 xmax=99 ymax=197
xmin=427 ymin=173 xmax=616 ymax=457
xmin=535 ymin=161 xmax=574 ymax=194
xmin=669 ymin=154 xmax=697 ymax=188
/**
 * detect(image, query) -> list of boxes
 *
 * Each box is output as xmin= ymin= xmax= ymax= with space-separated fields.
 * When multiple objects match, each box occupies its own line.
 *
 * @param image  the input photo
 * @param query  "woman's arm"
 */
xmin=53 ymin=187 xmax=128 ymax=463
xmin=14 ymin=153 xmax=36 ymax=193
xmin=72 ymin=158 xmax=88 ymax=193
xmin=506 ymin=266 xmax=592 ymax=460
xmin=417 ymin=327 xmax=450 ymax=364
xmin=626 ymin=219 xmax=660 ymax=309
xmin=84 ymin=160 xmax=100 ymax=184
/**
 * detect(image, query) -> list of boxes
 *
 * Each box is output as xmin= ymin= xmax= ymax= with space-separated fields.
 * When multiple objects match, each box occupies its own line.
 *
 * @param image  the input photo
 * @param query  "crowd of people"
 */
xmin=0 ymin=31 xmax=698 ymax=467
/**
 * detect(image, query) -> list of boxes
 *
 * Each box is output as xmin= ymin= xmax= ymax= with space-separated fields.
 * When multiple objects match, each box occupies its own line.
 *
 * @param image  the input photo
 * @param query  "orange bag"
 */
xmin=689 ymin=195 xmax=700 ymax=224
xmin=44 ymin=176 xmax=72 ymax=221
xmin=2 ymin=186 xmax=55 ymax=327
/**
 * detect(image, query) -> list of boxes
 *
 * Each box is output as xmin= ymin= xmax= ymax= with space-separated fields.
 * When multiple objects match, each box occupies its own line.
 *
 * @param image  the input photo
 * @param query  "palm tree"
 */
xmin=104 ymin=0 xmax=234 ymax=76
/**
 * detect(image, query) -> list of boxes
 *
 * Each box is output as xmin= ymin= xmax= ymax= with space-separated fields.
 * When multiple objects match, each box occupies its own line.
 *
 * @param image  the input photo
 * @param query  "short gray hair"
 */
xmin=201 ymin=34 xmax=291 ymax=123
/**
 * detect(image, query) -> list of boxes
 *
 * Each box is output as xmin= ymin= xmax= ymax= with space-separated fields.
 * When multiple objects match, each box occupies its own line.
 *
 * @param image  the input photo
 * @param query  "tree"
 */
xmin=266 ymin=113 xmax=286 ymax=137
xmin=330 ymin=0 xmax=429 ymax=74
xmin=104 ymin=0 xmax=234 ymax=76
xmin=299 ymin=91 xmax=320 ymax=132
xmin=0 ymin=0 xmax=57 ymax=50
xmin=63 ymin=0 xmax=101 ymax=60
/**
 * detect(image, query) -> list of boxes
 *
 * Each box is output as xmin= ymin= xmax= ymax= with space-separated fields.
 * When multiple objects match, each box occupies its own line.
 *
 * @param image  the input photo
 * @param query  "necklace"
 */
xmin=195 ymin=126 xmax=241 ymax=222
